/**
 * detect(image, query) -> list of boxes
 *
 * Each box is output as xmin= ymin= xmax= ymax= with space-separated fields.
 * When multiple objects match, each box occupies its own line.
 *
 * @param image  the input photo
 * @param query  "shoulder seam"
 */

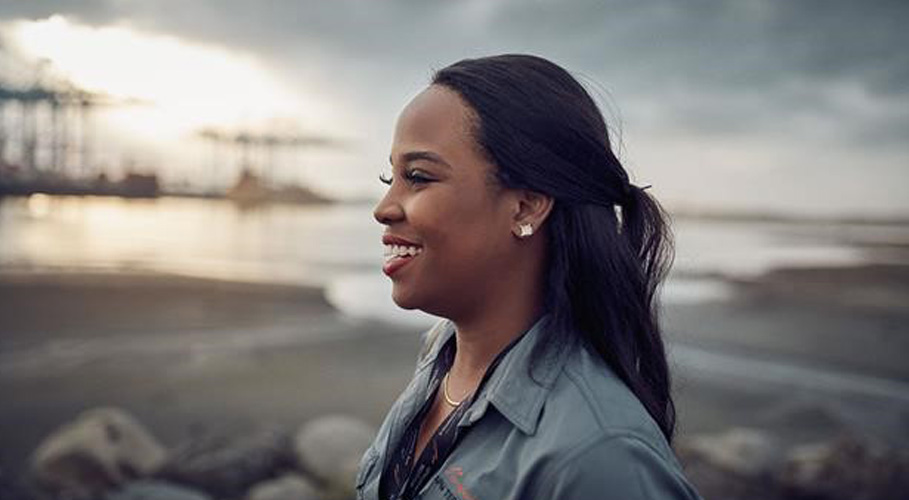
xmin=563 ymin=352 xmax=666 ymax=446
xmin=561 ymin=357 xmax=612 ymax=430
xmin=539 ymin=431 xmax=671 ymax=492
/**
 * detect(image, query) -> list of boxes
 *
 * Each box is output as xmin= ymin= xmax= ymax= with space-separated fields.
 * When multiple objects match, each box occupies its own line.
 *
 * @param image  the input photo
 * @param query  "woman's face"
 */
xmin=374 ymin=85 xmax=519 ymax=318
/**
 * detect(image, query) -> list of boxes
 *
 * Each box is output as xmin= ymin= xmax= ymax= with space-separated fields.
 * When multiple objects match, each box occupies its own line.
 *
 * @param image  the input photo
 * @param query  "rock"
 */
xmin=30 ymin=407 xmax=166 ymax=500
xmin=294 ymin=415 xmax=375 ymax=500
xmin=246 ymin=473 xmax=321 ymax=500
xmin=156 ymin=427 xmax=294 ymax=499
xmin=105 ymin=480 xmax=211 ymax=500
xmin=778 ymin=434 xmax=909 ymax=500
xmin=678 ymin=427 xmax=781 ymax=477
xmin=675 ymin=427 xmax=786 ymax=500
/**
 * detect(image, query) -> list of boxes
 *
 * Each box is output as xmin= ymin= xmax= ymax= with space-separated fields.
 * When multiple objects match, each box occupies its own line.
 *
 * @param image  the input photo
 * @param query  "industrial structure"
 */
xmin=0 ymin=53 xmax=337 ymax=204
xmin=0 ymin=55 xmax=157 ymax=197
xmin=195 ymin=127 xmax=337 ymax=205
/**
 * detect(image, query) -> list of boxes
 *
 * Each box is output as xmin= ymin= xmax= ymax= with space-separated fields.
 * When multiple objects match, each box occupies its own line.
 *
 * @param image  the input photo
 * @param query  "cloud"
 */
xmin=0 ymin=0 xmax=117 ymax=25
xmin=484 ymin=0 xmax=909 ymax=94
xmin=3 ymin=1 xmax=906 ymax=99
xmin=1 ymin=0 xmax=906 ymax=213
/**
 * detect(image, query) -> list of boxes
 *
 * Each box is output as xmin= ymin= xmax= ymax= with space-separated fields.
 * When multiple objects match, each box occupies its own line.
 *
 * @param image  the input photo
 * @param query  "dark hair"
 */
xmin=433 ymin=54 xmax=677 ymax=443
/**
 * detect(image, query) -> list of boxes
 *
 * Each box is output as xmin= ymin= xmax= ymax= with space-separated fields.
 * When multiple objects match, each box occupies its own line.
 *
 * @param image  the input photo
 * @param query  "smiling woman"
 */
xmin=376 ymin=84 xmax=530 ymax=316
xmin=363 ymin=54 xmax=702 ymax=500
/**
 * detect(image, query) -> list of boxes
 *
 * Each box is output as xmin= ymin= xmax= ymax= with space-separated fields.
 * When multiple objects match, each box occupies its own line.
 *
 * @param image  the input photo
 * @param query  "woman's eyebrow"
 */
xmin=389 ymin=151 xmax=452 ymax=169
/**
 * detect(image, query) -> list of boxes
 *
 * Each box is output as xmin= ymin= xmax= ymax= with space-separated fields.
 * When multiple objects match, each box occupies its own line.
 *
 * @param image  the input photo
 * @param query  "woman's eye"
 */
xmin=404 ymin=169 xmax=434 ymax=184
xmin=378 ymin=168 xmax=434 ymax=186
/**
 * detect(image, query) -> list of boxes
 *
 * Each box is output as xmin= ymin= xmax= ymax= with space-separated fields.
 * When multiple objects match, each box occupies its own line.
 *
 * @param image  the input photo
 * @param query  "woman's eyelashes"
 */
xmin=405 ymin=168 xmax=435 ymax=184
xmin=379 ymin=168 xmax=435 ymax=186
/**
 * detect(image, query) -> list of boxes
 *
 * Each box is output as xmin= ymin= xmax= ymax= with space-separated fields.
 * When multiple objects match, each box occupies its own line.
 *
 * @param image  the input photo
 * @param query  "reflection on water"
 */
xmin=0 ymin=195 xmax=381 ymax=285
xmin=1 ymin=195 xmax=904 ymax=324
xmin=671 ymin=218 xmax=870 ymax=278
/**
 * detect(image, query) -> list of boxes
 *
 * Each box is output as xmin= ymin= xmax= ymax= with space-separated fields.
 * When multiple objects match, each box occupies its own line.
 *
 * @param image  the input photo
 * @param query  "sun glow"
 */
xmin=5 ymin=15 xmax=326 ymax=136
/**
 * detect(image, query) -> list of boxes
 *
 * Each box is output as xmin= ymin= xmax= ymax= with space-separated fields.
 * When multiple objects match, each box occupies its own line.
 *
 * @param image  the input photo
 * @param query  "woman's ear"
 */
xmin=512 ymin=190 xmax=553 ymax=238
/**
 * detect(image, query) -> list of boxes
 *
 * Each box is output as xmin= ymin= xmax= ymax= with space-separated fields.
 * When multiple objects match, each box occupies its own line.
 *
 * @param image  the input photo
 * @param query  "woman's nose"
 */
xmin=373 ymin=191 xmax=404 ymax=226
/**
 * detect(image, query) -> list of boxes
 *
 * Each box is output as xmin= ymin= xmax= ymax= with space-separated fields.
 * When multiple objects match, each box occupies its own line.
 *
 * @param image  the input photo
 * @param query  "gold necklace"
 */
xmin=442 ymin=372 xmax=467 ymax=407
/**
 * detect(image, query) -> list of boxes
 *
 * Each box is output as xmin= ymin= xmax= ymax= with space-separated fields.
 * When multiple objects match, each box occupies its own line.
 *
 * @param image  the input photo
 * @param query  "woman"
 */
xmin=360 ymin=54 xmax=702 ymax=500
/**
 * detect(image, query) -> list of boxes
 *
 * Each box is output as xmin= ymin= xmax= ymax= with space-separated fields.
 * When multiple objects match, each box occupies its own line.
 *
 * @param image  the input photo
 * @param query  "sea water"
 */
xmin=0 ymin=195 xmax=895 ymax=328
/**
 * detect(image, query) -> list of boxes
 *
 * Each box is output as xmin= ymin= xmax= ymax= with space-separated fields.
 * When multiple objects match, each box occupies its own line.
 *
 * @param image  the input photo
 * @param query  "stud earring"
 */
xmin=518 ymin=223 xmax=534 ymax=238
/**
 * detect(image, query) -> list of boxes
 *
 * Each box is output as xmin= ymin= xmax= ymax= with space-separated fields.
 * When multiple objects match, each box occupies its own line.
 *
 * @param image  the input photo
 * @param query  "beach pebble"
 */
xmin=30 ymin=407 xmax=166 ymax=500
xmin=294 ymin=415 xmax=375 ymax=500
xmin=106 ymin=480 xmax=211 ymax=500
xmin=156 ymin=427 xmax=294 ymax=499
xmin=778 ymin=434 xmax=909 ymax=500
xmin=676 ymin=427 xmax=786 ymax=500
xmin=677 ymin=427 xmax=782 ymax=477
xmin=246 ymin=473 xmax=322 ymax=500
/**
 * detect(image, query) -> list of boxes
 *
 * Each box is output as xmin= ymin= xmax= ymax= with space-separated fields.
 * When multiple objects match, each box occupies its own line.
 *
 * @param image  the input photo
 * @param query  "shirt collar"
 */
xmin=417 ymin=314 xmax=572 ymax=435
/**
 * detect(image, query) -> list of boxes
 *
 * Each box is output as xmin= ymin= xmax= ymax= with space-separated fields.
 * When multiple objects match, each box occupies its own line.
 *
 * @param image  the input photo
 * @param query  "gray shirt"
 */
xmin=356 ymin=316 xmax=703 ymax=500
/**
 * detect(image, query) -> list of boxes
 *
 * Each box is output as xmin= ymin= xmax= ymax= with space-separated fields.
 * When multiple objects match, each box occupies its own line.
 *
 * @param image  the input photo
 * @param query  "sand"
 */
xmin=1 ymin=265 xmax=907 ymax=477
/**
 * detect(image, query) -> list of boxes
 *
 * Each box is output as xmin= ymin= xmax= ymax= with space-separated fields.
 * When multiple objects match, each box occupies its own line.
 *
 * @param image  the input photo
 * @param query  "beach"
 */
xmin=0 ymin=271 xmax=421 ymax=476
xmin=2 ymin=260 xmax=908 ymax=479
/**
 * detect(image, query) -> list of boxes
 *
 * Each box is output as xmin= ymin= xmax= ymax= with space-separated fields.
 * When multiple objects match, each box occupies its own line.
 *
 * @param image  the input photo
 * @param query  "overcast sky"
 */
xmin=1 ymin=0 xmax=906 ymax=217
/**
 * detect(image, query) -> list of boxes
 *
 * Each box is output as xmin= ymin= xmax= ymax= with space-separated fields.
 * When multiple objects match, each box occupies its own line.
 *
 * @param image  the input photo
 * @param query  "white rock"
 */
xmin=294 ymin=415 xmax=375 ymax=500
xmin=678 ymin=427 xmax=781 ymax=478
xmin=246 ymin=474 xmax=321 ymax=500
xmin=779 ymin=435 xmax=909 ymax=500
xmin=30 ymin=407 xmax=166 ymax=500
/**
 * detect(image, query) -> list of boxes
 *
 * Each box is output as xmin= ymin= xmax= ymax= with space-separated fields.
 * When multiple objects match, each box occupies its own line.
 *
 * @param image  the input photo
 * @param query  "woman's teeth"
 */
xmin=384 ymin=244 xmax=422 ymax=262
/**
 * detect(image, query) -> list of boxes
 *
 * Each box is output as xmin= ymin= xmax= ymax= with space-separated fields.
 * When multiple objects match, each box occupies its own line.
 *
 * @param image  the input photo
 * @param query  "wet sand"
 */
xmin=667 ymin=262 xmax=909 ymax=382
xmin=667 ymin=262 xmax=909 ymax=448
xmin=1 ymin=265 xmax=907 ymax=476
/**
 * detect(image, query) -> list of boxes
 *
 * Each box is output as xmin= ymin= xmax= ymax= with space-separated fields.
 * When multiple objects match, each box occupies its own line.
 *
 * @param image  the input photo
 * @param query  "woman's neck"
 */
xmin=446 ymin=235 xmax=548 ymax=397
xmin=447 ymin=295 xmax=543 ymax=396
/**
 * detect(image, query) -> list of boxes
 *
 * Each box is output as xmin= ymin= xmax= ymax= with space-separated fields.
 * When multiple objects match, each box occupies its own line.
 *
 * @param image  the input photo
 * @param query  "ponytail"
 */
xmin=617 ymin=185 xmax=676 ymax=440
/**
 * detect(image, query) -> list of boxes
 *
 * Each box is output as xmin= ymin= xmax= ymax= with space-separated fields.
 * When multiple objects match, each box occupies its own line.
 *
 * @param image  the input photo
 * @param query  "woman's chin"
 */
xmin=390 ymin=287 xmax=421 ymax=310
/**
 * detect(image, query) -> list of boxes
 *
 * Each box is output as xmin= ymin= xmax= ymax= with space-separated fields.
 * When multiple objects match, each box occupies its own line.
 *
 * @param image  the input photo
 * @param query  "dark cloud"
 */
xmin=3 ymin=0 xmax=906 ymax=97
xmin=0 ymin=0 xmax=118 ymax=25
xmin=482 ymin=0 xmax=909 ymax=96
